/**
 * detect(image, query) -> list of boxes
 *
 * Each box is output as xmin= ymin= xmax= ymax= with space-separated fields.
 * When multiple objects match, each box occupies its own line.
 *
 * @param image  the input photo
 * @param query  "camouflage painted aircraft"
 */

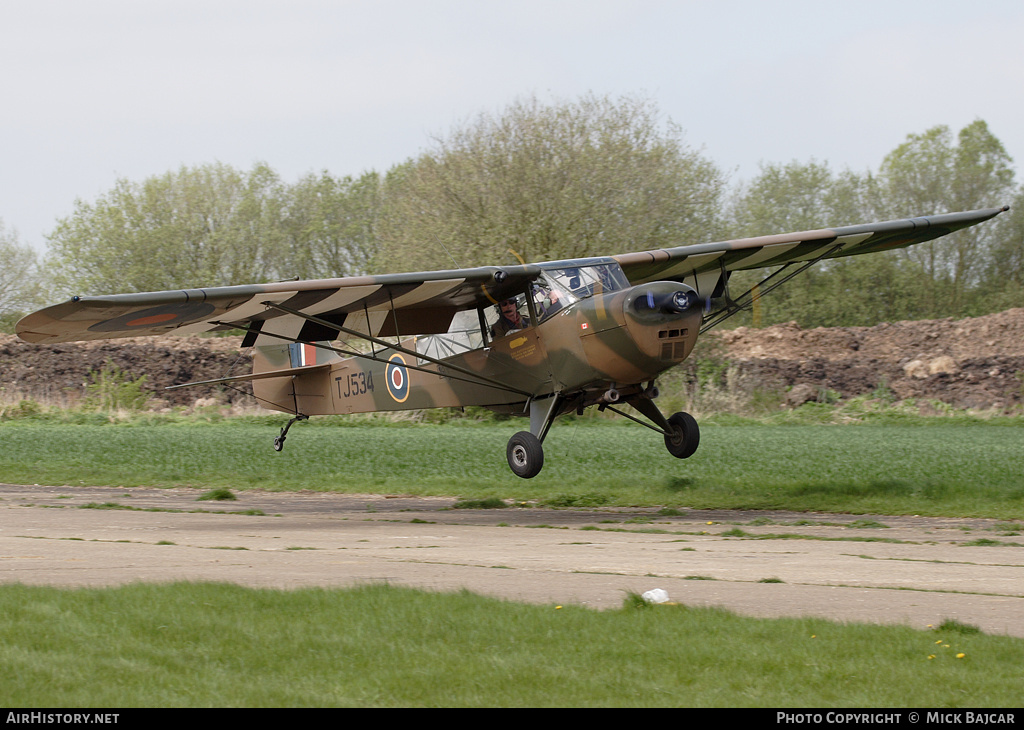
xmin=17 ymin=206 xmax=1008 ymax=478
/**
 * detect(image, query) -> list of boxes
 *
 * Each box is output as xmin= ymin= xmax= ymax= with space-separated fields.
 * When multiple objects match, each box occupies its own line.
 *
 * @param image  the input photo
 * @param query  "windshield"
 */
xmin=540 ymin=263 xmax=630 ymax=302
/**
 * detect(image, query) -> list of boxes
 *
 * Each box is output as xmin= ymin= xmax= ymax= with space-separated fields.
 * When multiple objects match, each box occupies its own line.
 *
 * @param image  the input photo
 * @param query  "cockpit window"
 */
xmin=530 ymin=263 xmax=630 ymax=323
xmin=414 ymin=263 xmax=631 ymax=358
xmin=540 ymin=263 xmax=629 ymax=302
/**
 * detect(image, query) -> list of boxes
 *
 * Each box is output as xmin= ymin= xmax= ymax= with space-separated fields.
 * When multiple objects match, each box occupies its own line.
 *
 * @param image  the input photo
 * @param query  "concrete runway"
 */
xmin=1 ymin=483 xmax=1022 ymax=637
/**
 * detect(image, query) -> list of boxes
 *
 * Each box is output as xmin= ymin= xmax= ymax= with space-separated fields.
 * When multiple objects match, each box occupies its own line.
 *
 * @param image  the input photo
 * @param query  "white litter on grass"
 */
xmin=641 ymin=588 xmax=669 ymax=604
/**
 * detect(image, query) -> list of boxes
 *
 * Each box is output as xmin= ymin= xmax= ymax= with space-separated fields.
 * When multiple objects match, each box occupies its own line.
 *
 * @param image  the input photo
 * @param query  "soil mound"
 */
xmin=711 ymin=308 xmax=1024 ymax=411
xmin=0 ymin=334 xmax=252 ymax=408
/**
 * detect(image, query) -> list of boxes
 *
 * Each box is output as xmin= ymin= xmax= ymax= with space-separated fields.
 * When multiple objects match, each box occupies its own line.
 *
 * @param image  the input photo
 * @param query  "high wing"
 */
xmin=16 ymin=265 xmax=541 ymax=345
xmin=17 ymin=207 xmax=1008 ymax=346
xmin=611 ymin=207 xmax=1010 ymax=300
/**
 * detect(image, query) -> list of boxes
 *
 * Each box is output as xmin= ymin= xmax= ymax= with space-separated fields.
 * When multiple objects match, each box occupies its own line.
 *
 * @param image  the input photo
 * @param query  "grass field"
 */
xmin=3 ymin=416 xmax=1022 ymax=707
xmin=1 ymin=417 xmax=1022 ymax=518
xmin=2 ymin=582 xmax=1021 ymax=708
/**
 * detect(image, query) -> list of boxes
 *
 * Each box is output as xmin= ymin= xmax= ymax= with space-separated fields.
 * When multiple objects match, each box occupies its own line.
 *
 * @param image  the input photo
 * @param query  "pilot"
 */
xmin=491 ymin=298 xmax=529 ymax=337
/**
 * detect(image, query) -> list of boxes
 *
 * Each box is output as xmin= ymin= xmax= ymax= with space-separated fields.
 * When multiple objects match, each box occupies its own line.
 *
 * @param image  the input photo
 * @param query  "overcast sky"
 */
xmin=3 ymin=0 xmax=1022 ymax=252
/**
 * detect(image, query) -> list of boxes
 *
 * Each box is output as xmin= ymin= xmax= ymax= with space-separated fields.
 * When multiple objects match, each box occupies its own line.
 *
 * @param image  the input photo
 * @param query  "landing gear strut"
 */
xmin=505 ymin=395 xmax=563 ymax=479
xmin=503 ymin=392 xmax=701 ymax=478
xmin=620 ymin=394 xmax=700 ymax=460
xmin=273 ymin=414 xmax=307 ymax=452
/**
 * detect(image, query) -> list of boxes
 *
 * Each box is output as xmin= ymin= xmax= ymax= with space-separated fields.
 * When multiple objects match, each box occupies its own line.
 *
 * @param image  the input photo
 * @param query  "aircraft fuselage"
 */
xmin=252 ymin=280 xmax=702 ymax=418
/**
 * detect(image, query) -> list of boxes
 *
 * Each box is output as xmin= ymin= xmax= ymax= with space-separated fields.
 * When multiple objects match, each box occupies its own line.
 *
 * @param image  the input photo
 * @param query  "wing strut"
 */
xmin=601 ymin=402 xmax=671 ymax=436
xmin=259 ymin=301 xmax=534 ymax=397
xmin=211 ymin=303 xmax=533 ymax=398
xmin=699 ymin=243 xmax=844 ymax=333
xmin=215 ymin=319 xmax=533 ymax=399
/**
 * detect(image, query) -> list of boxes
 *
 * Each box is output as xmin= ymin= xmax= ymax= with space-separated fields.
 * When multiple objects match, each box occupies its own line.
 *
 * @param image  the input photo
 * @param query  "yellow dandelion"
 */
xmin=935 ymin=640 xmax=943 ymax=644
xmin=956 ymin=653 xmax=966 ymax=659
xmin=928 ymin=655 xmax=936 ymax=660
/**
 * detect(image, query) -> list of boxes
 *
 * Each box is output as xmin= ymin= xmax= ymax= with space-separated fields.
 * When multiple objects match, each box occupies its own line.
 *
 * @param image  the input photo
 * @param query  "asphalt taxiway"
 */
xmin=1 ymin=483 xmax=1021 ymax=637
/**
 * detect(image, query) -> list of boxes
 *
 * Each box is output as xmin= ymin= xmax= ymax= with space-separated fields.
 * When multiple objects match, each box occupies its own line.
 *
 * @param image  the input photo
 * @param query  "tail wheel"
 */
xmin=664 ymin=411 xmax=700 ymax=459
xmin=507 ymin=431 xmax=544 ymax=479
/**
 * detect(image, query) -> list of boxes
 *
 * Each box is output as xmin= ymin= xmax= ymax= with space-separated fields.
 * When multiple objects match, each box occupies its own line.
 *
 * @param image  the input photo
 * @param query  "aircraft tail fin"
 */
xmin=252 ymin=341 xmax=339 ymax=374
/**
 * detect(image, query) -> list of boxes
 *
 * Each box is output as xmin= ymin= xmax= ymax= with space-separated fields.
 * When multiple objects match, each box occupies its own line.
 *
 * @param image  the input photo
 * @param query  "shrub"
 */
xmin=82 ymin=361 xmax=150 ymax=412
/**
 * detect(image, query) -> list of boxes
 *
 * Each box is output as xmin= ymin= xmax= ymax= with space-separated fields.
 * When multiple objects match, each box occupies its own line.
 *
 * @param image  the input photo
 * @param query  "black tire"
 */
xmin=507 ymin=431 xmax=544 ymax=479
xmin=664 ymin=411 xmax=699 ymax=459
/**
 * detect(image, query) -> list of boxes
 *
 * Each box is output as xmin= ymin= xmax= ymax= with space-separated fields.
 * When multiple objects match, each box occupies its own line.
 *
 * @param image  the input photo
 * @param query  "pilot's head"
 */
xmin=495 ymin=298 xmax=520 ymax=321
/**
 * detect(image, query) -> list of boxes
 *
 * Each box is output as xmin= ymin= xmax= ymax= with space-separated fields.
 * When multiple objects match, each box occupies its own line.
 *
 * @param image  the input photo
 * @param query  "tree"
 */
xmin=978 ymin=185 xmax=1024 ymax=312
xmin=726 ymin=121 xmax=1019 ymax=326
xmin=45 ymin=162 xmax=288 ymax=296
xmin=729 ymin=159 xmax=843 ymax=235
xmin=376 ymin=93 xmax=728 ymax=271
xmin=278 ymin=170 xmax=383 ymax=280
xmin=725 ymin=161 xmax=925 ymax=327
xmin=0 ymin=219 xmax=42 ymax=329
xmin=869 ymin=120 xmax=1016 ymax=316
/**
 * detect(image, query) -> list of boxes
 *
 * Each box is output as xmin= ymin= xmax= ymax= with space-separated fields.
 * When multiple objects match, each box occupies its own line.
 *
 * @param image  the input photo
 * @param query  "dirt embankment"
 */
xmin=710 ymin=308 xmax=1024 ymax=411
xmin=2 ymin=308 xmax=1023 ymax=412
xmin=0 ymin=334 xmax=253 ymax=408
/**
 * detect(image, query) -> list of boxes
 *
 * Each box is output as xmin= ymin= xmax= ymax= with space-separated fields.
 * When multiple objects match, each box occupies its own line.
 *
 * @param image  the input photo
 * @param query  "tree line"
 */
xmin=3 ymin=93 xmax=1022 ymax=331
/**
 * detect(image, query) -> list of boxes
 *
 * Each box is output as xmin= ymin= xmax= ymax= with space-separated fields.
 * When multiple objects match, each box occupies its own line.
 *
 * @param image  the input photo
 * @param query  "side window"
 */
xmin=414 ymin=309 xmax=485 ymax=364
xmin=488 ymin=293 xmax=531 ymax=338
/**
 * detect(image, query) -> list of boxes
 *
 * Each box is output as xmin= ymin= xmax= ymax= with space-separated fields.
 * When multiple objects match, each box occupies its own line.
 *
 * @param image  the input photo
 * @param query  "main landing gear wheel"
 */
xmin=507 ymin=431 xmax=544 ymax=479
xmin=664 ymin=411 xmax=700 ymax=459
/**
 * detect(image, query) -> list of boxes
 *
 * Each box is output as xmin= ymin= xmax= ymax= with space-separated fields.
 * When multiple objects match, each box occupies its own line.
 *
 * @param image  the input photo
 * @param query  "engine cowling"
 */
xmin=621 ymin=281 xmax=703 ymax=365
xmin=569 ymin=281 xmax=704 ymax=387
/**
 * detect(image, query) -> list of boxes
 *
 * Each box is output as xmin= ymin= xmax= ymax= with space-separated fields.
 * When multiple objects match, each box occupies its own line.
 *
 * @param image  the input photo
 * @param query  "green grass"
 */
xmin=1 ymin=582 xmax=1019 ymax=708
xmin=1 ymin=419 xmax=1022 ymax=518
xmin=3 ymin=419 xmax=1022 ymax=708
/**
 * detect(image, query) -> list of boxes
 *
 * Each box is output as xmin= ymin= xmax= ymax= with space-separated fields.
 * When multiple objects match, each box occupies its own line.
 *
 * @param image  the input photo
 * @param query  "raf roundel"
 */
xmin=385 ymin=354 xmax=410 ymax=403
xmin=88 ymin=302 xmax=217 ymax=333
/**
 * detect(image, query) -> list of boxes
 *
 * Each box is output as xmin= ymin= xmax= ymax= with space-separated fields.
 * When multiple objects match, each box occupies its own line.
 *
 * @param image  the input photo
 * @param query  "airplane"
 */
xmin=16 ymin=206 xmax=1008 ymax=478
